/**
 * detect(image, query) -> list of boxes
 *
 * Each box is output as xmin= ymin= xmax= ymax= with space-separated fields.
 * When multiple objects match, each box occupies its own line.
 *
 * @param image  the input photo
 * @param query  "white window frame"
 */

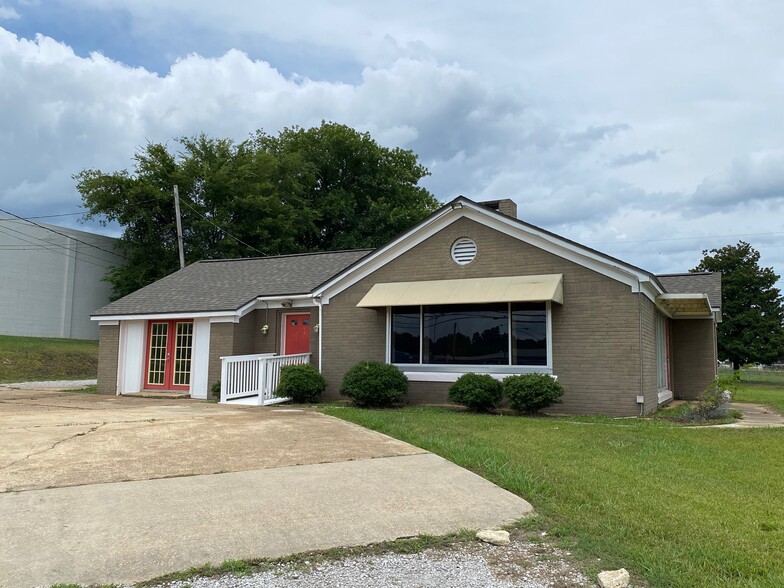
xmin=386 ymin=302 xmax=553 ymax=381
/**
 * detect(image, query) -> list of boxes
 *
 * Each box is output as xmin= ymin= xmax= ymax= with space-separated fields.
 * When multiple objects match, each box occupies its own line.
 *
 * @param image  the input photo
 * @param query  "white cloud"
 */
xmin=690 ymin=149 xmax=784 ymax=210
xmin=1 ymin=0 xmax=784 ymax=284
xmin=0 ymin=5 xmax=20 ymax=20
xmin=0 ymin=28 xmax=625 ymax=215
xmin=610 ymin=150 xmax=662 ymax=168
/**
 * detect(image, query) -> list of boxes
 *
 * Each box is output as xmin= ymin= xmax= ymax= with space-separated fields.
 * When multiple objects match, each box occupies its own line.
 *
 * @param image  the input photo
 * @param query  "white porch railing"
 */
xmin=219 ymin=352 xmax=311 ymax=405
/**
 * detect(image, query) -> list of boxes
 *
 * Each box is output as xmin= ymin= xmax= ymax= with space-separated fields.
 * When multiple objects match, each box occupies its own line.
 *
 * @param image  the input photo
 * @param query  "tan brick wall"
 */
xmin=255 ymin=308 xmax=279 ymax=354
xmin=321 ymin=216 xmax=650 ymax=416
xmin=206 ymin=307 xmax=321 ymax=398
xmin=671 ymin=319 xmax=718 ymax=400
xmin=254 ymin=307 xmax=320 ymax=365
xmin=207 ymin=322 xmax=234 ymax=395
xmin=97 ymin=324 xmax=120 ymax=395
xmin=639 ymin=298 xmax=660 ymax=413
xmin=233 ymin=310 xmax=259 ymax=355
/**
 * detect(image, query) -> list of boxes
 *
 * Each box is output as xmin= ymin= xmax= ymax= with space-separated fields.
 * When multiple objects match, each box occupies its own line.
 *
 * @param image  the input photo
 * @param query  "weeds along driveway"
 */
xmin=0 ymin=390 xmax=533 ymax=588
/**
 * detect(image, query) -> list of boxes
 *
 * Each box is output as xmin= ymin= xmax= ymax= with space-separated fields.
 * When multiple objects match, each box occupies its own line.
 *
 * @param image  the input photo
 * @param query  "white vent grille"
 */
xmin=451 ymin=238 xmax=477 ymax=265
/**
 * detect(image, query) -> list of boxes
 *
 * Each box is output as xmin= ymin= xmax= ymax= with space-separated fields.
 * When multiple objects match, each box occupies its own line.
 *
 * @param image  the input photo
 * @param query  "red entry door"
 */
xmin=145 ymin=320 xmax=193 ymax=390
xmin=284 ymin=313 xmax=311 ymax=355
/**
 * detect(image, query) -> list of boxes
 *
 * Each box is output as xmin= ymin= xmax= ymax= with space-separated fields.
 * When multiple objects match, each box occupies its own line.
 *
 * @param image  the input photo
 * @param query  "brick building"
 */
xmin=92 ymin=197 xmax=721 ymax=416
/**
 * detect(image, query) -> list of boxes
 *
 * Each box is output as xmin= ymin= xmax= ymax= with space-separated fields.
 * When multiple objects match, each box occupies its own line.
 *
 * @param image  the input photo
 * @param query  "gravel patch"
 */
xmin=144 ymin=533 xmax=597 ymax=588
xmin=0 ymin=379 xmax=96 ymax=389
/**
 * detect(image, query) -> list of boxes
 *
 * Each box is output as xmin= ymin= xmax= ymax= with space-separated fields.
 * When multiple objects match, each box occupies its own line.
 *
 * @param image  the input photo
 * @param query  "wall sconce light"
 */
xmin=313 ymin=323 xmax=320 ymax=333
xmin=260 ymin=324 xmax=269 ymax=335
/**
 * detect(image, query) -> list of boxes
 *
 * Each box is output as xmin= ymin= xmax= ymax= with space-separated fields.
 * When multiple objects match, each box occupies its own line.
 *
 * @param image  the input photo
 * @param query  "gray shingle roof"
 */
xmin=92 ymin=249 xmax=372 ymax=316
xmin=657 ymin=272 xmax=722 ymax=310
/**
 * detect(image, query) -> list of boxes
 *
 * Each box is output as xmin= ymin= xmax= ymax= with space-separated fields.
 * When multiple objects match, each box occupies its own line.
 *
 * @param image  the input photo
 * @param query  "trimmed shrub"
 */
xmin=275 ymin=364 xmax=326 ymax=403
xmin=448 ymin=373 xmax=503 ymax=411
xmin=504 ymin=373 xmax=564 ymax=414
xmin=340 ymin=361 xmax=408 ymax=407
xmin=211 ymin=381 xmax=221 ymax=401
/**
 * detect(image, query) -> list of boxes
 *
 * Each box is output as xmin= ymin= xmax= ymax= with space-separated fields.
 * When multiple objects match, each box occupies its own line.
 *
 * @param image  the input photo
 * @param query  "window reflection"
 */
xmin=391 ymin=306 xmax=420 ymax=363
xmin=424 ymin=303 xmax=508 ymax=364
xmin=391 ymin=302 xmax=547 ymax=366
xmin=512 ymin=303 xmax=547 ymax=365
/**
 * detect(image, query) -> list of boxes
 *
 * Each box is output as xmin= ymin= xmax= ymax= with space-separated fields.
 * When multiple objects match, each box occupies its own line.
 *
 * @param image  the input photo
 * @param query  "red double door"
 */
xmin=145 ymin=320 xmax=194 ymax=390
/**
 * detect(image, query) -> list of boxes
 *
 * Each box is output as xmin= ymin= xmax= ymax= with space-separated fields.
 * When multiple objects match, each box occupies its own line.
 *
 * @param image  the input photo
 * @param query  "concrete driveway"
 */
xmin=0 ymin=390 xmax=532 ymax=587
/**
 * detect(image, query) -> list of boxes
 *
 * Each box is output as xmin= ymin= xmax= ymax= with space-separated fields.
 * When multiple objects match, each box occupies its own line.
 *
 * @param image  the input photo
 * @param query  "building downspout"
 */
xmin=315 ymin=296 xmax=323 ymax=373
xmin=613 ymin=266 xmax=645 ymax=416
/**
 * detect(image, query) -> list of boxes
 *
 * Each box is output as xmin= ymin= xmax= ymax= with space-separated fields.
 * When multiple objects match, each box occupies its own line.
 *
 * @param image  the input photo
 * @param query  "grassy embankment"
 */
xmin=0 ymin=334 xmax=98 ymax=384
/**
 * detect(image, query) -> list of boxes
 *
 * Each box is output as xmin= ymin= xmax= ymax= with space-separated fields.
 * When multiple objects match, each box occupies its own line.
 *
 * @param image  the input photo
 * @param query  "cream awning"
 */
xmin=657 ymin=293 xmax=714 ymax=318
xmin=356 ymin=274 xmax=563 ymax=307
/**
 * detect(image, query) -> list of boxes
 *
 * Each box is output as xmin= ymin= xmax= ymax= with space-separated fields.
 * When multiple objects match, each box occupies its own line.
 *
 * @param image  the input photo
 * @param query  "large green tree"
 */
xmin=77 ymin=123 xmax=439 ymax=299
xmin=692 ymin=241 xmax=784 ymax=369
xmin=254 ymin=122 xmax=437 ymax=250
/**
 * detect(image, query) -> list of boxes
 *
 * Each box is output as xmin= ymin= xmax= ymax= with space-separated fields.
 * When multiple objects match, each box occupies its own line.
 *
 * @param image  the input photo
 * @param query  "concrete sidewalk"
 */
xmin=716 ymin=402 xmax=784 ymax=428
xmin=1 ymin=453 xmax=533 ymax=588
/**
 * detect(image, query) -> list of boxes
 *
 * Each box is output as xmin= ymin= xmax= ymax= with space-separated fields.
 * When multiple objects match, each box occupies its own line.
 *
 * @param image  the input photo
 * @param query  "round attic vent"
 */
xmin=451 ymin=238 xmax=477 ymax=265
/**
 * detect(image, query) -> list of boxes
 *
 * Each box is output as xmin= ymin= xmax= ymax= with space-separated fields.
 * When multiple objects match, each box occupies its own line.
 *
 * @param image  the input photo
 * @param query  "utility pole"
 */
xmin=173 ymin=185 xmax=185 ymax=269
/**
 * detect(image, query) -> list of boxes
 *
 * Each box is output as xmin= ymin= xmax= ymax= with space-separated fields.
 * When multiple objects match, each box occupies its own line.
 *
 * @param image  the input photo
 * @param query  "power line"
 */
xmin=0 ymin=206 xmax=126 ymax=260
xmin=0 ymin=211 xmax=84 ymax=220
xmin=586 ymin=230 xmax=784 ymax=246
xmin=175 ymin=195 xmax=265 ymax=256
xmin=0 ymin=222 xmax=121 ymax=267
xmin=0 ymin=226 xmax=117 ymax=270
xmin=0 ymin=197 xmax=166 ymax=223
xmin=599 ymin=243 xmax=784 ymax=255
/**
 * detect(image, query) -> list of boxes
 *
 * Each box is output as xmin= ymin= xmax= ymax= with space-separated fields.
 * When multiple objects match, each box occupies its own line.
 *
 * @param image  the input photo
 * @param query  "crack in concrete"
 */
xmin=0 ymin=399 xmax=99 ymax=411
xmin=0 ymin=423 xmax=106 ymax=472
xmin=2 ymin=414 xmax=234 ymax=434
xmin=5 ymin=417 xmax=171 ymax=431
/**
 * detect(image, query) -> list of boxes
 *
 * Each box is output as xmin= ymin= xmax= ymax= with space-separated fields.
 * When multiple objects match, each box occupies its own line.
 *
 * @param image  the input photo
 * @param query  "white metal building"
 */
xmin=0 ymin=216 xmax=120 ymax=340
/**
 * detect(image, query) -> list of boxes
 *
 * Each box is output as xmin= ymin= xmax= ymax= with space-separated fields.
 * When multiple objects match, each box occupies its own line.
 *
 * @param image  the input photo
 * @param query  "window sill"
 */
xmin=401 ymin=368 xmax=554 ymax=383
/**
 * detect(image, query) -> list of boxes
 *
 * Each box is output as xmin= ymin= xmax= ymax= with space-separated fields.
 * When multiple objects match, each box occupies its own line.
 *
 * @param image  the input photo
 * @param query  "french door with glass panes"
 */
xmin=144 ymin=320 xmax=193 ymax=390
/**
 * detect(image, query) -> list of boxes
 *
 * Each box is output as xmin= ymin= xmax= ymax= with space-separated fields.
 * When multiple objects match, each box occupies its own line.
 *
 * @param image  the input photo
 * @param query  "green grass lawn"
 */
xmin=0 ymin=334 xmax=98 ymax=383
xmin=721 ymin=369 xmax=784 ymax=413
xmin=323 ymin=396 xmax=784 ymax=587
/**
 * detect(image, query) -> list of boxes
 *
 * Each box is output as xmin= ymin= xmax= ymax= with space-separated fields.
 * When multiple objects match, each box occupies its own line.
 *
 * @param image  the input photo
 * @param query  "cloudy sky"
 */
xmin=1 ymin=0 xmax=783 ymax=284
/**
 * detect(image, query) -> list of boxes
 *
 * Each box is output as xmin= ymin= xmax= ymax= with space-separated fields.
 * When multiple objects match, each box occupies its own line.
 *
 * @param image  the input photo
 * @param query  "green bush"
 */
xmin=340 ymin=361 xmax=408 ymax=407
xmin=275 ymin=364 xmax=326 ymax=403
xmin=448 ymin=373 xmax=503 ymax=411
xmin=211 ymin=381 xmax=221 ymax=401
xmin=504 ymin=373 xmax=564 ymax=414
xmin=677 ymin=373 xmax=739 ymax=422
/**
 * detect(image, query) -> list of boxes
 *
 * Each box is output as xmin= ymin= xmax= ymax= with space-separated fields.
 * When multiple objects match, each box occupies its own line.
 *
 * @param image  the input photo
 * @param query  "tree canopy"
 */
xmin=76 ymin=122 xmax=439 ymax=299
xmin=692 ymin=241 xmax=784 ymax=369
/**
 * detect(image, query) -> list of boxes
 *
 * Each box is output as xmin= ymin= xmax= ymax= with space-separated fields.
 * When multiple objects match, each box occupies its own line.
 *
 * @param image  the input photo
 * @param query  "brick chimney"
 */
xmin=479 ymin=199 xmax=518 ymax=219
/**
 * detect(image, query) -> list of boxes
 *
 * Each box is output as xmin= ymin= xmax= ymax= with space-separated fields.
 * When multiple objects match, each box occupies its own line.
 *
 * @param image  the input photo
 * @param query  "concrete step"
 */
xmin=124 ymin=391 xmax=191 ymax=399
